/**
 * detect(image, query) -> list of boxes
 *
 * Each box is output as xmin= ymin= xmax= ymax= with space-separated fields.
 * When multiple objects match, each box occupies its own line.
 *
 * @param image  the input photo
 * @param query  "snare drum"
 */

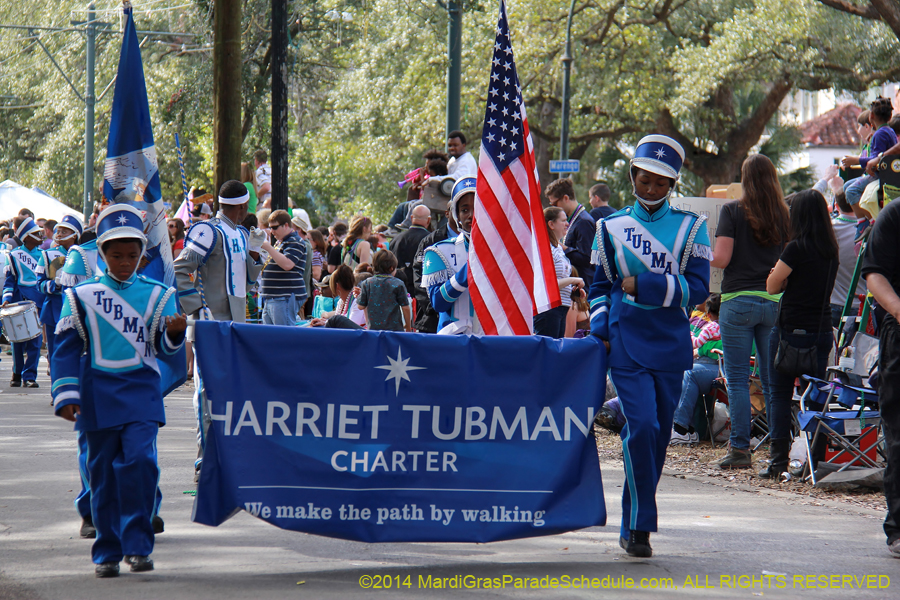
xmin=0 ymin=301 xmax=42 ymax=342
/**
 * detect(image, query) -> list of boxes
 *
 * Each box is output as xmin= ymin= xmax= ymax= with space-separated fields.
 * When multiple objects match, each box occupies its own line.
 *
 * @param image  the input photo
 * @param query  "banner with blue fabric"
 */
xmin=191 ymin=322 xmax=607 ymax=543
xmin=103 ymin=2 xmax=184 ymax=395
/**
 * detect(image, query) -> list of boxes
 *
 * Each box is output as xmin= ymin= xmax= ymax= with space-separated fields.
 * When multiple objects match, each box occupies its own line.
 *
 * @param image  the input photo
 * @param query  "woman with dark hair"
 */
xmin=308 ymin=264 xmax=364 ymax=329
xmin=308 ymin=229 xmax=327 ymax=281
xmin=534 ymin=206 xmax=583 ymax=337
xmin=342 ymin=216 xmax=372 ymax=269
xmin=711 ymin=154 xmax=790 ymax=469
xmin=168 ymin=218 xmax=185 ymax=259
xmin=761 ymin=189 xmax=838 ymax=478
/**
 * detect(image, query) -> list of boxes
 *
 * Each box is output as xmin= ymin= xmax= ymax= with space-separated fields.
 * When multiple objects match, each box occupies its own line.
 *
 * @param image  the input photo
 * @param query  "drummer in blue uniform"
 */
xmin=588 ymin=135 xmax=711 ymax=558
xmin=51 ymin=204 xmax=187 ymax=577
xmin=2 ymin=217 xmax=47 ymax=388
xmin=38 ymin=215 xmax=83 ymax=371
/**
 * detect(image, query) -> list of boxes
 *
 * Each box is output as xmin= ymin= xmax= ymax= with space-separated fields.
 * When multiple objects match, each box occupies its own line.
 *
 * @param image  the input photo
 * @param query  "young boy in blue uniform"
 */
xmin=3 ymin=217 xmax=47 ymax=387
xmin=588 ymin=135 xmax=711 ymax=558
xmin=52 ymin=204 xmax=186 ymax=577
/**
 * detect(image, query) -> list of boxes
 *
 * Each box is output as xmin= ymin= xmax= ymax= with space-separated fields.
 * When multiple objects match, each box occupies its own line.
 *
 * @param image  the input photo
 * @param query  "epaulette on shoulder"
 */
xmin=670 ymin=205 xmax=702 ymax=219
xmin=136 ymin=274 xmax=169 ymax=290
xmin=186 ymin=220 xmax=217 ymax=241
xmin=73 ymin=276 xmax=102 ymax=288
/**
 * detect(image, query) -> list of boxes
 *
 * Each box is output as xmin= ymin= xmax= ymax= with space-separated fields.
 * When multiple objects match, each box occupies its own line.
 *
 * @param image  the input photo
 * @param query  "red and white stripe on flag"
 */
xmin=469 ymin=0 xmax=561 ymax=336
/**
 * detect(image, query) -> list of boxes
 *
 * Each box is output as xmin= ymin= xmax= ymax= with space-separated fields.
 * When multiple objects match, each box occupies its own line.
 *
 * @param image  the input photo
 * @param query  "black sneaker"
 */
xmin=124 ymin=555 xmax=154 ymax=572
xmin=9 ymin=378 xmax=21 ymax=388
xmin=95 ymin=562 xmax=119 ymax=578
xmin=80 ymin=516 xmax=96 ymax=539
xmin=22 ymin=380 xmax=39 ymax=388
xmin=152 ymin=515 xmax=164 ymax=534
xmin=621 ymin=530 xmax=652 ymax=558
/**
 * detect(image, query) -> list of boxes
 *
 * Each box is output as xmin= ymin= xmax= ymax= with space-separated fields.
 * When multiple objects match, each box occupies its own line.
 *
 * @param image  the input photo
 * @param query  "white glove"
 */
xmin=248 ymin=227 xmax=266 ymax=252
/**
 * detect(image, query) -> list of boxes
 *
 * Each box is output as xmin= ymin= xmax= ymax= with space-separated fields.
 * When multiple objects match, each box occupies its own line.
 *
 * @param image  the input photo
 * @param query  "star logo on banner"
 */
xmin=375 ymin=348 xmax=426 ymax=396
xmin=116 ymin=215 xmax=129 ymax=225
xmin=655 ymin=147 xmax=666 ymax=159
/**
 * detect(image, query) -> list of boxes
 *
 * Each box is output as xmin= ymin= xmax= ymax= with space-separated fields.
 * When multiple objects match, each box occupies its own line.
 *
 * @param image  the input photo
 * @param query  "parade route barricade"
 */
xmin=191 ymin=322 xmax=607 ymax=543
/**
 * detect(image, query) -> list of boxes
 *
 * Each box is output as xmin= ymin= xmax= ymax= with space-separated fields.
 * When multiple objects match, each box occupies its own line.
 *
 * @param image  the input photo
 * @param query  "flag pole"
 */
xmin=175 ymin=133 xmax=190 ymax=205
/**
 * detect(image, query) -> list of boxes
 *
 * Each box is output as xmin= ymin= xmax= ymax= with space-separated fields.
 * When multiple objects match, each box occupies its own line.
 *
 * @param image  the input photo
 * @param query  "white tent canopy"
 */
xmin=0 ymin=180 xmax=83 ymax=225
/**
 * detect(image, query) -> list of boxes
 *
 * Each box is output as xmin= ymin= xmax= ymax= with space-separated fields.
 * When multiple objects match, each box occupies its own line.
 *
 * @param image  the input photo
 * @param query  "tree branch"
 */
xmin=815 ymin=0 xmax=881 ymax=20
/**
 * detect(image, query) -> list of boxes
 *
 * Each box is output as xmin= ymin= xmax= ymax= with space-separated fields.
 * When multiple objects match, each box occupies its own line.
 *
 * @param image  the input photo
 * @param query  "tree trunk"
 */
xmin=213 ymin=0 xmax=242 ymax=204
xmin=532 ymin=100 xmax=557 ymax=205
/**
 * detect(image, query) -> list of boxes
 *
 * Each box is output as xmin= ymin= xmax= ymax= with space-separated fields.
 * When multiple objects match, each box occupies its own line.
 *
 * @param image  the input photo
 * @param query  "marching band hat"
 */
xmin=96 ymin=204 xmax=147 ymax=252
xmin=57 ymin=214 xmax=84 ymax=238
xmin=631 ymin=134 xmax=685 ymax=181
xmin=15 ymin=217 xmax=42 ymax=241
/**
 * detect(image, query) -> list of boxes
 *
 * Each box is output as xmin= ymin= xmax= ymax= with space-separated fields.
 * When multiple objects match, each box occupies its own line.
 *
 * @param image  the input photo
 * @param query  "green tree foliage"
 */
xmin=1 ymin=0 xmax=897 ymax=224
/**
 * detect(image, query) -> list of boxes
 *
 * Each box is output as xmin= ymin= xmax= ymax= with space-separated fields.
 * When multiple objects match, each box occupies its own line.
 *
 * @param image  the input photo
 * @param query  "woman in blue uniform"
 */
xmin=588 ymin=135 xmax=711 ymax=557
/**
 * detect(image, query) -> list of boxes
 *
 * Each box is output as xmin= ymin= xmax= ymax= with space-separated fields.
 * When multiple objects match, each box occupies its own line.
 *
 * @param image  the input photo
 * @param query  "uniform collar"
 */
xmin=632 ymin=200 xmax=670 ymax=222
xmin=216 ymin=212 xmax=237 ymax=228
xmin=101 ymin=271 xmax=138 ymax=290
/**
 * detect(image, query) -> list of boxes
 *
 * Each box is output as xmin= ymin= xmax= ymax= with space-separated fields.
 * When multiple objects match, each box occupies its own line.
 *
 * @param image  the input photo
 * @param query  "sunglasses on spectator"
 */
xmin=268 ymin=222 xmax=283 ymax=230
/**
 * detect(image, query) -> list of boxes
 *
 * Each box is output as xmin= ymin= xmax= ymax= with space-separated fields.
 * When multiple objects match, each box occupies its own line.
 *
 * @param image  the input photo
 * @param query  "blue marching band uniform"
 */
xmin=37 ymin=215 xmax=84 ymax=371
xmin=3 ymin=217 xmax=46 ymax=386
xmin=421 ymin=177 xmax=482 ymax=335
xmin=51 ymin=204 xmax=185 ymax=575
xmin=588 ymin=135 xmax=711 ymax=556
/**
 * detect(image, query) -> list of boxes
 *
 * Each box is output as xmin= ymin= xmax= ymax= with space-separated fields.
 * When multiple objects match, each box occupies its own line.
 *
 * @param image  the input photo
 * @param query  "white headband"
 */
xmin=218 ymin=191 xmax=250 ymax=206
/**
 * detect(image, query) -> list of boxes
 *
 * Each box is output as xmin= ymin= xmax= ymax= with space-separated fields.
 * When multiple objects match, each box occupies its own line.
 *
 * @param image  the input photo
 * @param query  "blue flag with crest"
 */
xmin=103 ymin=1 xmax=184 ymax=395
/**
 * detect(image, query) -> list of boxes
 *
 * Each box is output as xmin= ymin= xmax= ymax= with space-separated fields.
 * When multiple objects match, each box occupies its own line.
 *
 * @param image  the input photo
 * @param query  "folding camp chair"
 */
xmin=796 ymin=374 xmax=883 ymax=484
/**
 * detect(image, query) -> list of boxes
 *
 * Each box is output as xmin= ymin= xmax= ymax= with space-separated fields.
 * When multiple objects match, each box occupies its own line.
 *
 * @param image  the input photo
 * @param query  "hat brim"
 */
xmin=631 ymin=157 xmax=679 ymax=180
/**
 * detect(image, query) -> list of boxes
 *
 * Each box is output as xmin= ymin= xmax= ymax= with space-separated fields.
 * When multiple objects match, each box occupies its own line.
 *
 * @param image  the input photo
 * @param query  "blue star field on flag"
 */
xmin=482 ymin=1 xmax=526 ymax=172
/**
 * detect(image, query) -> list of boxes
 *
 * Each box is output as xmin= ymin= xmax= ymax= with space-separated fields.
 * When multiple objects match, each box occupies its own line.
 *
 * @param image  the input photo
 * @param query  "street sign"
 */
xmin=549 ymin=159 xmax=580 ymax=173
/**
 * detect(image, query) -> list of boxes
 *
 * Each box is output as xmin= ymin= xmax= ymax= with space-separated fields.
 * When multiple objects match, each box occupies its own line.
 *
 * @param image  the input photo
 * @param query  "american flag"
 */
xmin=470 ymin=0 xmax=561 ymax=336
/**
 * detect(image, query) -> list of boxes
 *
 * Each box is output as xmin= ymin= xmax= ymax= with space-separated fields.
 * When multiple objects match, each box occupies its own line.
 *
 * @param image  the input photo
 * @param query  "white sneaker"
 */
xmin=669 ymin=428 xmax=699 ymax=446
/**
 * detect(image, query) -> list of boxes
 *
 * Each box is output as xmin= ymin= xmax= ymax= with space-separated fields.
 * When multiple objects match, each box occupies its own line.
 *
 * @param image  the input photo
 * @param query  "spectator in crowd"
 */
xmin=255 ymin=208 xmax=271 ymax=233
xmin=357 ymin=250 xmax=412 ymax=332
xmin=342 ymin=216 xmax=373 ymax=270
xmin=820 ymin=174 xmax=867 ymax=328
xmin=241 ymin=162 xmax=259 ymax=213
xmin=326 ymin=222 xmax=348 ymax=274
xmin=711 ymin=154 xmax=789 ymax=469
xmin=309 ymin=264 xmax=365 ymax=329
xmin=291 ymin=209 xmax=314 ymax=317
xmin=307 ymin=229 xmax=327 ymax=282
xmin=763 ymin=189 xmax=838 ymax=479
xmin=546 ymin=177 xmax=596 ymax=289
xmin=412 ymin=204 xmax=460 ymax=333
xmin=670 ymin=294 xmax=722 ymax=446
xmin=389 ymin=150 xmax=451 ymax=230
xmin=842 ymin=97 xmax=897 ymax=235
xmin=565 ymin=269 xmax=590 ymax=338
xmin=168 ymin=218 xmax=185 ymax=259
xmin=447 ymin=130 xmax=477 ymax=179
xmin=588 ymin=183 xmax=616 ymax=221
xmin=41 ymin=219 xmax=57 ymax=250
xmin=254 ymin=149 xmax=272 ymax=208
xmin=242 ymin=213 xmax=258 ymax=230
xmin=18 ymin=208 xmax=34 ymax=219
xmin=391 ymin=205 xmax=432 ymax=293
xmin=534 ymin=206 xmax=583 ymax=338
xmin=861 ymin=189 xmax=900 ymax=559
xmin=258 ymin=209 xmax=307 ymax=327
xmin=191 ymin=202 xmax=212 ymax=221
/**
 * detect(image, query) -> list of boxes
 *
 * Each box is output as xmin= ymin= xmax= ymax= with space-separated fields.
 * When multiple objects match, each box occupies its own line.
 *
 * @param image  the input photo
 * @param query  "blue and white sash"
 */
xmin=74 ymin=283 xmax=162 ymax=374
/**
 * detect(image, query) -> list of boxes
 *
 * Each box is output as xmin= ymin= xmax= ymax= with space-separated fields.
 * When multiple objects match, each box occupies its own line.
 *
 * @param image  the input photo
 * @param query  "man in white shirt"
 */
xmin=254 ymin=149 xmax=272 ymax=208
xmin=447 ymin=130 xmax=477 ymax=179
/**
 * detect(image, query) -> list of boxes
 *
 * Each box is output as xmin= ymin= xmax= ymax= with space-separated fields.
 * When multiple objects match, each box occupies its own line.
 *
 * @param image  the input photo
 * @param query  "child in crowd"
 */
xmin=51 ymin=204 xmax=186 ymax=578
xmin=670 ymin=293 xmax=722 ymax=445
xmin=357 ymin=250 xmax=412 ymax=332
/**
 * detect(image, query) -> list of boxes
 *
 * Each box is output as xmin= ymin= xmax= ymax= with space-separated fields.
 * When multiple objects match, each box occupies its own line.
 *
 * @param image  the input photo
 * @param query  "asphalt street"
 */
xmin=1 ymin=353 xmax=898 ymax=599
